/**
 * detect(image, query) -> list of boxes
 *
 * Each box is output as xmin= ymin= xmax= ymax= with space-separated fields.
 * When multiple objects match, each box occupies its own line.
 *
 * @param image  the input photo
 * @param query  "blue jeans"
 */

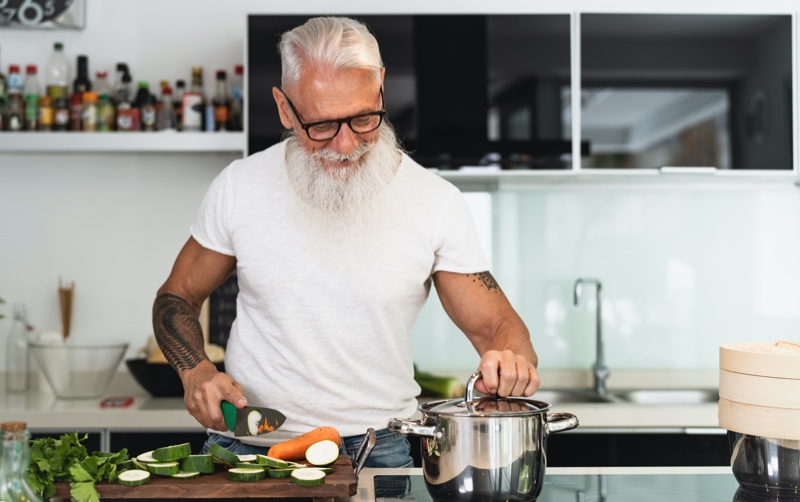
xmin=200 ymin=428 xmax=414 ymax=468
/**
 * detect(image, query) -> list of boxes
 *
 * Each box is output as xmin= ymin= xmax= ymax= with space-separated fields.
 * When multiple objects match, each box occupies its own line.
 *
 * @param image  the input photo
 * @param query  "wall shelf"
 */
xmin=0 ymin=132 xmax=245 ymax=153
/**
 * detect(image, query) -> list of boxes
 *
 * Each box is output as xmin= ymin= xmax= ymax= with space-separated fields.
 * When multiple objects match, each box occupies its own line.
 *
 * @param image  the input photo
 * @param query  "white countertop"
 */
xmin=0 ymin=369 xmax=722 ymax=433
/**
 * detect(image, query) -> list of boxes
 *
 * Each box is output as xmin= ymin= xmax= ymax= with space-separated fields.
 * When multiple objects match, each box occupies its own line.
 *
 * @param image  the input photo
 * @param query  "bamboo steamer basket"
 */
xmin=718 ymin=340 xmax=800 ymax=439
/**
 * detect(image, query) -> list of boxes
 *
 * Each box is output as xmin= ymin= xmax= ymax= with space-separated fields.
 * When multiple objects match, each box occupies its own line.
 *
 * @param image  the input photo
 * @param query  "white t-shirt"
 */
xmin=191 ymin=140 xmax=488 ymax=445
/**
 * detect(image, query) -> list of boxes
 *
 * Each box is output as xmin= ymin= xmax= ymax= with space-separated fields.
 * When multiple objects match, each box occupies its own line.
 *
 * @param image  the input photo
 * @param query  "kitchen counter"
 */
xmin=0 ymin=369 xmax=723 ymax=450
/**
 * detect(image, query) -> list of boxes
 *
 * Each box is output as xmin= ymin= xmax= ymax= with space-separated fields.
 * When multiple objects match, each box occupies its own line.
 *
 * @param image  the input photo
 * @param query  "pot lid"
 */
xmin=421 ymin=372 xmax=548 ymax=417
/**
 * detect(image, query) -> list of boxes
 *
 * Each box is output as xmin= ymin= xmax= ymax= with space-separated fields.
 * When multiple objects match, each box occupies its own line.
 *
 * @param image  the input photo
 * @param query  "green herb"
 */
xmin=27 ymin=432 xmax=128 ymax=501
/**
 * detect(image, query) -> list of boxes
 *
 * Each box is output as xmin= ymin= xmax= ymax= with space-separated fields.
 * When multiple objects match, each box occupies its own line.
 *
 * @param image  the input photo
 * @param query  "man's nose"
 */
xmin=327 ymin=123 xmax=360 ymax=156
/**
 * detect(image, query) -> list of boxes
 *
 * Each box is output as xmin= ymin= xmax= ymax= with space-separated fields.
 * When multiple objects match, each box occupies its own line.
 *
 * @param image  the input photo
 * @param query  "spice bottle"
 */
xmin=97 ymin=94 xmax=115 ymax=132
xmin=81 ymin=91 xmax=98 ymax=131
xmin=5 ymin=304 xmax=33 ymax=394
xmin=1 ymin=422 xmax=44 ymax=502
xmin=53 ymin=97 xmax=69 ymax=131
xmin=37 ymin=96 xmax=53 ymax=131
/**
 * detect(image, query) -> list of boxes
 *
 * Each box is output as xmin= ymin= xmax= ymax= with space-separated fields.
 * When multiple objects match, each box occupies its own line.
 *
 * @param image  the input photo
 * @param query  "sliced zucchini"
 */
xmin=208 ymin=443 xmax=239 ymax=467
xmin=118 ymin=469 xmax=151 ymax=486
xmin=256 ymin=454 xmax=289 ymax=468
xmin=117 ymin=459 xmax=136 ymax=472
xmin=235 ymin=462 xmax=259 ymax=469
xmin=305 ymin=439 xmax=340 ymax=466
xmin=228 ymin=467 xmax=266 ymax=482
xmin=136 ymin=451 xmax=157 ymax=463
xmin=131 ymin=458 xmax=149 ymax=471
xmin=237 ymin=454 xmax=258 ymax=463
xmin=180 ymin=454 xmax=215 ymax=474
xmin=291 ymin=467 xmax=326 ymax=487
xmin=146 ymin=461 xmax=180 ymax=476
xmin=152 ymin=442 xmax=192 ymax=462
xmin=247 ymin=409 xmax=263 ymax=435
xmin=266 ymin=468 xmax=295 ymax=479
xmin=171 ymin=471 xmax=200 ymax=479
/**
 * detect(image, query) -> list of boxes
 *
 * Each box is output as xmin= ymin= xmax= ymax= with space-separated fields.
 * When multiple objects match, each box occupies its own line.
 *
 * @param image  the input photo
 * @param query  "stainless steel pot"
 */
xmin=388 ymin=371 xmax=578 ymax=502
xmin=729 ymin=431 xmax=800 ymax=497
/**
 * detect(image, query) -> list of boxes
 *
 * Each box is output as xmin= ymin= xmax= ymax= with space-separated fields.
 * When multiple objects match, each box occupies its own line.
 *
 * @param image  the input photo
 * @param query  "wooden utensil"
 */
xmin=58 ymin=277 xmax=74 ymax=341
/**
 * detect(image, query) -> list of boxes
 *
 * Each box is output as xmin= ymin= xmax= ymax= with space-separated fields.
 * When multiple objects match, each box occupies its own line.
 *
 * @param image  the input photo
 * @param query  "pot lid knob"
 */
xmin=465 ymin=371 xmax=481 ymax=403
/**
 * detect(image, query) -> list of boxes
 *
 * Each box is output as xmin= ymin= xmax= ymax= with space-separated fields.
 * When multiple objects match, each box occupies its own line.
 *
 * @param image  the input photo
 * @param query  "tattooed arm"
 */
xmin=153 ymin=237 xmax=242 ymax=431
xmin=433 ymin=270 xmax=539 ymax=397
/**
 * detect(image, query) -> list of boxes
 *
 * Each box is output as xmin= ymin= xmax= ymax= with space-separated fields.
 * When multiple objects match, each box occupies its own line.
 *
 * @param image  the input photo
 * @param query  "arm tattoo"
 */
xmin=468 ymin=271 xmax=503 ymax=294
xmin=153 ymin=293 xmax=208 ymax=372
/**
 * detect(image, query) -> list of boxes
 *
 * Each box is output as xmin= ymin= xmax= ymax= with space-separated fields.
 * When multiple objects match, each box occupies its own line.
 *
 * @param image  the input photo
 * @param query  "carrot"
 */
xmin=267 ymin=426 xmax=342 ymax=461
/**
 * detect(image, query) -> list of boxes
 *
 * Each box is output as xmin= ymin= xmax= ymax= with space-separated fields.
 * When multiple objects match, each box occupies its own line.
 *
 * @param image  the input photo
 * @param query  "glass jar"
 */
xmin=1 ymin=421 xmax=44 ymax=502
xmin=5 ymin=304 xmax=32 ymax=394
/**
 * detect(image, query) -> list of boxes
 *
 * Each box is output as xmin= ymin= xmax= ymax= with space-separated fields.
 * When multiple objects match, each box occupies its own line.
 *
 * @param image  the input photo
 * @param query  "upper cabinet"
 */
xmin=247 ymin=10 xmax=796 ymax=183
xmin=573 ymin=13 xmax=793 ymax=171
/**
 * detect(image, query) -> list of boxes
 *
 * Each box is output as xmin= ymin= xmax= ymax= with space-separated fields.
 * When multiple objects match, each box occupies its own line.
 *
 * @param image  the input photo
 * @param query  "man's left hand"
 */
xmin=474 ymin=349 xmax=540 ymax=397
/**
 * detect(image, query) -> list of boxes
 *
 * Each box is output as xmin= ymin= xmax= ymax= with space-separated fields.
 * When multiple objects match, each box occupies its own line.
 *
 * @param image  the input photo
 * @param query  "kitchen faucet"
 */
xmin=573 ymin=278 xmax=610 ymax=397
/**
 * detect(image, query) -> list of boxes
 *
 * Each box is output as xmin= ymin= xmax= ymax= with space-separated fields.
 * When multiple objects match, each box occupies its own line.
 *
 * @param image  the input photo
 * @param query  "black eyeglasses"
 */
xmin=280 ymin=88 xmax=386 ymax=142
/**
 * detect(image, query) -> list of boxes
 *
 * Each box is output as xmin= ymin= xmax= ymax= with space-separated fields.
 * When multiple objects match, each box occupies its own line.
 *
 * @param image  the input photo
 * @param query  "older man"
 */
xmin=153 ymin=16 xmax=539 ymax=468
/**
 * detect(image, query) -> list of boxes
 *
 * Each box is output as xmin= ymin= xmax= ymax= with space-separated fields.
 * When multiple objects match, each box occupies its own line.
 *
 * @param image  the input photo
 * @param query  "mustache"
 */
xmin=312 ymin=140 xmax=374 ymax=163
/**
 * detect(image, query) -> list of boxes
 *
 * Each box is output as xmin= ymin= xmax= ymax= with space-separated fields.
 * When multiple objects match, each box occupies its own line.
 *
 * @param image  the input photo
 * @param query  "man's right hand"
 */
xmin=180 ymin=360 xmax=247 ymax=431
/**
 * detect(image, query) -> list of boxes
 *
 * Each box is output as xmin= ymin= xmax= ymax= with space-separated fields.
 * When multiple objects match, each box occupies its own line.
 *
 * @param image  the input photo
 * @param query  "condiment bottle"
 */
xmin=45 ymin=42 xmax=69 ymax=99
xmin=23 ymin=64 xmax=40 ymax=131
xmin=37 ymin=96 xmax=53 ymax=131
xmin=81 ymin=91 xmax=98 ymax=131
xmin=97 ymin=94 xmax=115 ymax=132
xmin=1 ymin=422 xmax=44 ymax=502
xmin=69 ymin=91 xmax=82 ymax=131
xmin=53 ymin=97 xmax=69 ymax=131
xmin=5 ymin=304 xmax=32 ymax=394
xmin=5 ymin=64 xmax=23 ymax=131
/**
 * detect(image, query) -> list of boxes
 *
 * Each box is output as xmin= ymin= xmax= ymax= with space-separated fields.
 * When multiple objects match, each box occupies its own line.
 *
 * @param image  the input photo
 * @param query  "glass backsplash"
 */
xmin=411 ymin=184 xmax=800 ymax=372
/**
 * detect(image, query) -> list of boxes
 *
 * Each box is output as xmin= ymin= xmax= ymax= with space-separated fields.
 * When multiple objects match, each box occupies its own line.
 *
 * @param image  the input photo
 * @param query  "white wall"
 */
xmin=1 ymin=0 xmax=800 ymax=375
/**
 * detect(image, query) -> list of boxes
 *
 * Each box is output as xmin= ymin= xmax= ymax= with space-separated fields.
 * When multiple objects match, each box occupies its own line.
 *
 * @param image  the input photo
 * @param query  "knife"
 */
xmin=221 ymin=400 xmax=286 ymax=437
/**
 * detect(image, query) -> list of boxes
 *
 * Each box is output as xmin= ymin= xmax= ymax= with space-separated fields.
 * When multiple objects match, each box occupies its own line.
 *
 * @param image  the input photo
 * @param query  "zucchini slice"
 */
xmin=247 ymin=409 xmax=263 ymax=436
xmin=266 ymin=468 xmax=295 ymax=479
xmin=291 ymin=467 xmax=326 ymax=486
xmin=153 ymin=442 xmax=191 ymax=462
xmin=208 ymin=443 xmax=239 ymax=467
xmin=171 ymin=471 xmax=200 ymax=479
xmin=118 ymin=469 xmax=151 ymax=486
xmin=256 ymin=454 xmax=289 ymax=468
xmin=305 ymin=439 xmax=339 ymax=467
xmin=146 ymin=462 xmax=180 ymax=476
xmin=180 ymin=454 xmax=215 ymax=474
xmin=237 ymin=454 xmax=258 ymax=463
xmin=136 ymin=451 xmax=157 ymax=463
xmin=228 ymin=467 xmax=266 ymax=482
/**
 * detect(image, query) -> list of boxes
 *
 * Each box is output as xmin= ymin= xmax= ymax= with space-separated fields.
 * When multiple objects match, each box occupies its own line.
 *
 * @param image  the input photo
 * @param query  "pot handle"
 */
xmin=546 ymin=412 xmax=579 ymax=434
xmin=387 ymin=418 xmax=438 ymax=438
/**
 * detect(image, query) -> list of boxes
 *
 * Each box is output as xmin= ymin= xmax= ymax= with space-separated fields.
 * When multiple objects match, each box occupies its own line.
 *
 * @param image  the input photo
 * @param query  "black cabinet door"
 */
xmin=547 ymin=432 xmax=730 ymax=467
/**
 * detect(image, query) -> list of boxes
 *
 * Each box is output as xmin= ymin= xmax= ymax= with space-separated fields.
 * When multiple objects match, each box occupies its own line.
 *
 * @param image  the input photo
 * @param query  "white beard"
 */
xmin=284 ymin=122 xmax=403 ymax=236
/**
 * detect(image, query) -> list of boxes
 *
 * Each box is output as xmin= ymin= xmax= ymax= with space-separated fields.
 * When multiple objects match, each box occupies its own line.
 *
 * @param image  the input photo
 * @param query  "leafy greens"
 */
xmin=27 ymin=432 xmax=128 ymax=502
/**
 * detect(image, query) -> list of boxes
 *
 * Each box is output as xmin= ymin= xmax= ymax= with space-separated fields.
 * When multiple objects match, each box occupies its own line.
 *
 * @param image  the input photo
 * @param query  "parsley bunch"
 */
xmin=27 ymin=432 xmax=129 ymax=502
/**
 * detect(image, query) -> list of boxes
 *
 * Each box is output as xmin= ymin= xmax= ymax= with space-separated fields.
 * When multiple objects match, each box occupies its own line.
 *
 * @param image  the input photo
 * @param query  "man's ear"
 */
xmin=272 ymin=87 xmax=294 ymax=129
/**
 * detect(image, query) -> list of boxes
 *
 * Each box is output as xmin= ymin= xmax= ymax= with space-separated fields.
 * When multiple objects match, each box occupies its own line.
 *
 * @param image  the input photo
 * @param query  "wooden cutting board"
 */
xmin=53 ymin=455 xmax=357 ymax=501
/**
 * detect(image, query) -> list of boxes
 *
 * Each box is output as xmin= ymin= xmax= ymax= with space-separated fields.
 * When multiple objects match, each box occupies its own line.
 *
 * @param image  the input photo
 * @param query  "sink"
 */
xmin=531 ymin=388 xmax=719 ymax=405
xmin=531 ymin=389 xmax=615 ymax=404
xmin=611 ymin=389 xmax=719 ymax=405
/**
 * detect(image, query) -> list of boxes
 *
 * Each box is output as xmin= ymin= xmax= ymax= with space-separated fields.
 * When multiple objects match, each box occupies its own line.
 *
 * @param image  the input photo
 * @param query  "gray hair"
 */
xmin=279 ymin=17 xmax=383 ymax=89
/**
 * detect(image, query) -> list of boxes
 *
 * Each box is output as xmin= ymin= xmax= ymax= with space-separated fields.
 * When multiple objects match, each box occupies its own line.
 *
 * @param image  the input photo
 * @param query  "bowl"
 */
xmin=126 ymin=358 xmax=225 ymax=397
xmin=30 ymin=342 xmax=129 ymax=399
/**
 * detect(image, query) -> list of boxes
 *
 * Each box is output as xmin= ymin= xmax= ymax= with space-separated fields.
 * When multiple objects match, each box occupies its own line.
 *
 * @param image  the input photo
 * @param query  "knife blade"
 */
xmin=221 ymin=400 xmax=286 ymax=437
